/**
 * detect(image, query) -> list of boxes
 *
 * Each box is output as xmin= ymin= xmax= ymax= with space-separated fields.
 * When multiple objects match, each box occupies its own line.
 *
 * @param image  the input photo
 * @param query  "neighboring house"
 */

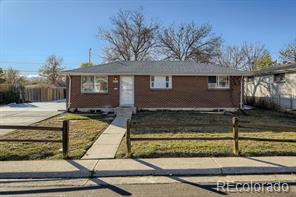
xmin=63 ymin=61 xmax=249 ymax=112
xmin=245 ymin=64 xmax=296 ymax=110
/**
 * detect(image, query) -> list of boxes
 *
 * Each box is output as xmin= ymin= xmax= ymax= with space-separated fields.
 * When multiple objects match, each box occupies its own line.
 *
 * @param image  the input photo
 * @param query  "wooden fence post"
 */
xmin=232 ymin=117 xmax=239 ymax=156
xmin=62 ymin=120 xmax=69 ymax=159
xmin=126 ymin=119 xmax=131 ymax=158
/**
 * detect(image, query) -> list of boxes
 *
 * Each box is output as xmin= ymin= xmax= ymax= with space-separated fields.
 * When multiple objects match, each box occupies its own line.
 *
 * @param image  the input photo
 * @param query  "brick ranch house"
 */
xmin=63 ymin=61 xmax=249 ymax=112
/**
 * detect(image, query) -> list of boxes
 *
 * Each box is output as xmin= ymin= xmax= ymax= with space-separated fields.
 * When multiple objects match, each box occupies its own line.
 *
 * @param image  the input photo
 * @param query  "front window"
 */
xmin=274 ymin=73 xmax=285 ymax=83
xmin=81 ymin=76 xmax=108 ymax=93
xmin=247 ymin=76 xmax=254 ymax=83
xmin=208 ymin=76 xmax=230 ymax=89
xmin=150 ymin=76 xmax=172 ymax=89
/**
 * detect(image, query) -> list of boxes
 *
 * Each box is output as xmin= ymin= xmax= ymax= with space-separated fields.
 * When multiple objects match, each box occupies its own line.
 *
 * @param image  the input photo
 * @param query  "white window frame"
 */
xmin=150 ymin=75 xmax=172 ymax=89
xmin=81 ymin=75 xmax=108 ymax=93
xmin=208 ymin=76 xmax=230 ymax=89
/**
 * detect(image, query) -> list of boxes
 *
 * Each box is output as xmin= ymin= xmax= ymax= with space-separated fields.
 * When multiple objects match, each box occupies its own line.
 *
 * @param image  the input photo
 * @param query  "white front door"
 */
xmin=120 ymin=76 xmax=134 ymax=106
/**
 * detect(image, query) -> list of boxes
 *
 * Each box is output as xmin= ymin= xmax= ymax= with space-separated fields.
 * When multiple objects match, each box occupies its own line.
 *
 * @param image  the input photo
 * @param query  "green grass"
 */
xmin=0 ymin=113 xmax=114 ymax=160
xmin=61 ymin=114 xmax=90 ymax=120
xmin=116 ymin=109 xmax=296 ymax=158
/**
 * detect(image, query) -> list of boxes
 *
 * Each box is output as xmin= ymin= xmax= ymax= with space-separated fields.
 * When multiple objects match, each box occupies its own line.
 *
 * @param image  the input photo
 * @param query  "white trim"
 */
xmin=208 ymin=76 xmax=230 ymax=89
xmin=150 ymin=75 xmax=172 ymax=89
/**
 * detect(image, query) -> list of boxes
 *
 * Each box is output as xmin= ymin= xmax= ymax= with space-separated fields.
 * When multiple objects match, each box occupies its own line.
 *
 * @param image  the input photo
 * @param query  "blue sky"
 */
xmin=1 ymin=0 xmax=296 ymax=76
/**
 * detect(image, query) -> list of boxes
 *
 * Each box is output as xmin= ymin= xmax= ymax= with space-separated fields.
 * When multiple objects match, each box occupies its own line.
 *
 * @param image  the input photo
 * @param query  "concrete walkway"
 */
xmin=0 ymin=157 xmax=295 ymax=179
xmin=82 ymin=108 xmax=133 ymax=159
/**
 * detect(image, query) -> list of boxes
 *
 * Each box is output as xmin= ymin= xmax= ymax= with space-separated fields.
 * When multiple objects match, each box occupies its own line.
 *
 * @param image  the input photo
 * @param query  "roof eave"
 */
xmin=62 ymin=72 xmax=250 ymax=76
xmin=252 ymin=68 xmax=296 ymax=76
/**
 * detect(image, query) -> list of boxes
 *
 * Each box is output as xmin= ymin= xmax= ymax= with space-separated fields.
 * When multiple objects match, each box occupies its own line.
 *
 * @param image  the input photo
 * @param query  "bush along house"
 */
xmin=62 ymin=61 xmax=249 ymax=113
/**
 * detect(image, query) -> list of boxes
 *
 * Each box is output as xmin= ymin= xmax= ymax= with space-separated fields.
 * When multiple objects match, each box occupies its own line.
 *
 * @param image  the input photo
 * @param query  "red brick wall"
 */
xmin=67 ymin=75 xmax=241 ymax=109
xmin=134 ymin=76 xmax=241 ymax=108
xmin=69 ymin=75 xmax=119 ymax=108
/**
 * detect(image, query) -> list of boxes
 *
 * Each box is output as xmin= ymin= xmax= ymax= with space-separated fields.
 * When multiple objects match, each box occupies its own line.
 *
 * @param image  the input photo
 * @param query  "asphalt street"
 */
xmin=0 ymin=183 xmax=295 ymax=197
xmin=0 ymin=177 xmax=295 ymax=197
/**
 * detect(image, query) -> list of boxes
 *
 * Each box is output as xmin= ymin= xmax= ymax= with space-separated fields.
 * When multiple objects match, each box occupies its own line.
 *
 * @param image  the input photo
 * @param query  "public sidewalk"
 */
xmin=82 ymin=108 xmax=133 ymax=159
xmin=0 ymin=157 xmax=296 ymax=179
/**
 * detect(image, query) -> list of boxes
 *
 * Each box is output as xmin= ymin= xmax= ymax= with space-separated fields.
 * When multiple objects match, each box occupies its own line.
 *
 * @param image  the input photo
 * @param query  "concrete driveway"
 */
xmin=0 ymin=101 xmax=66 ymax=136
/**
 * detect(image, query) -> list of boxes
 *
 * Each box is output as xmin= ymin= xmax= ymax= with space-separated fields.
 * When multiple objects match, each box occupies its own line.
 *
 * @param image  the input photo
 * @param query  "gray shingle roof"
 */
xmin=63 ymin=61 xmax=249 ymax=76
xmin=253 ymin=63 xmax=296 ymax=75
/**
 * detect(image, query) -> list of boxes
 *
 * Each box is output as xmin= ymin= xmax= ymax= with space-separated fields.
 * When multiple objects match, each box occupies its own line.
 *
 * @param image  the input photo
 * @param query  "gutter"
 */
xmin=67 ymin=75 xmax=71 ymax=110
xmin=240 ymin=75 xmax=244 ymax=110
xmin=252 ymin=69 xmax=296 ymax=76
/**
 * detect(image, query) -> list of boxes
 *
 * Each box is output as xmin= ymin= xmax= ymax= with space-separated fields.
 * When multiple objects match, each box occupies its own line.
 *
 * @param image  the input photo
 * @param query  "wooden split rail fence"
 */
xmin=0 ymin=120 xmax=70 ymax=159
xmin=125 ymin=117 xmax=296 ymax=157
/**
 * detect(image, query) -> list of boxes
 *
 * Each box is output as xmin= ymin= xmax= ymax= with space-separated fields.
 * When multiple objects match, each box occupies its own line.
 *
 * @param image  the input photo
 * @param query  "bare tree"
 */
xmin=4 ymin=67 xmax=25 ymax=87
xmin=39 ymin=55 xmax=64 ymax=85
xmin=218 ymin=42 xmax=270 ymax=71
xmin=217 ymin=46 xmax=245 ymax=70
xmin=157 ymin=23 xmax=222 ymax=63
xmin=242 ymin=42 xmax=270 ymax=71
xmin=279 ymin=39 xmax=296 ymax=63
xmin=99 ymin=10 xmax=159 ymax=62
xmin=0 ymin=67 xmax=5 ymax=84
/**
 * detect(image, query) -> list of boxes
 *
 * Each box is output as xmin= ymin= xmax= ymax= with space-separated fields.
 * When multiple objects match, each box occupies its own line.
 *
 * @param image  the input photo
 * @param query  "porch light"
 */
xmin=113 ymin=76 xmax=119 ymax=83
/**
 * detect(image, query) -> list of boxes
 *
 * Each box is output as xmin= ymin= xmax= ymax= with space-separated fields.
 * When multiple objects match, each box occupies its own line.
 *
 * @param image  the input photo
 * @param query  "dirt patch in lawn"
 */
xmin=0 ymin=113 xmax=114 ymax=160
xmin=116 ymin=109 xmax=296 ymax=158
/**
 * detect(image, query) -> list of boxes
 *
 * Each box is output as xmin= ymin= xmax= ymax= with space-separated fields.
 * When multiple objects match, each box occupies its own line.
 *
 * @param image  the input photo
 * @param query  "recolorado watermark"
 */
xmin=217 ymin=181 xmax=290 ymax=193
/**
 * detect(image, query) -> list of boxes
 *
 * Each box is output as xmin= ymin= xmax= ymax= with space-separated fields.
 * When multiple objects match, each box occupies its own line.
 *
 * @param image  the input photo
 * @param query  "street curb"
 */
xmin=0 ymin=171 xmax=91 ymax=179
xmin=92 ymin=168 xmax=296 ymax=178
xmin=0 ymin=167 xmax=295 ymax=179
xmin=0 ymin=157 xmax=296 ymax=179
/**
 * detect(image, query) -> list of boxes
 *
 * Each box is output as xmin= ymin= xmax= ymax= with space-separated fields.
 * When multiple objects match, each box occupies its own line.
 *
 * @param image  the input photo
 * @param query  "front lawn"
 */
xmin=116 ymin=109 xmax=296 ymax=158
xmin=0 ymin=113 xmax=114 ymax=160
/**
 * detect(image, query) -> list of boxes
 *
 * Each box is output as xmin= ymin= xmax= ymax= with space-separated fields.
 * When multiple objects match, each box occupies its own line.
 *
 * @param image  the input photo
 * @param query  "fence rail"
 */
xmin=125 ymin=118 xmax=296 ymax=157
xmin=0 ymin=125 xmax=63 ymax=131
xmin=239 ymin=123 xmax=296 ymax=131
xmin=0 ymin=120 xmax=69 ymax=159
xmin=131 ymin=122 xmax=231 ymax=128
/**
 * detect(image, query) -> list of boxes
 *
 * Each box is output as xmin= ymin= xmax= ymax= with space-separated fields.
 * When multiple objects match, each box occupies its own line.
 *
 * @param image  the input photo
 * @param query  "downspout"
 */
xmin=67 ymin=75 xmax=71 ymax=111
xmin=240 ymin=75 xmax=244 ymax=110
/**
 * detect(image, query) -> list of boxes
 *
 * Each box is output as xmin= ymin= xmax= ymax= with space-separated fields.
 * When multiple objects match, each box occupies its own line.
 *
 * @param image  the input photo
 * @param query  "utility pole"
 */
xmin=88 ymin=48 xmax=92 ymax=66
